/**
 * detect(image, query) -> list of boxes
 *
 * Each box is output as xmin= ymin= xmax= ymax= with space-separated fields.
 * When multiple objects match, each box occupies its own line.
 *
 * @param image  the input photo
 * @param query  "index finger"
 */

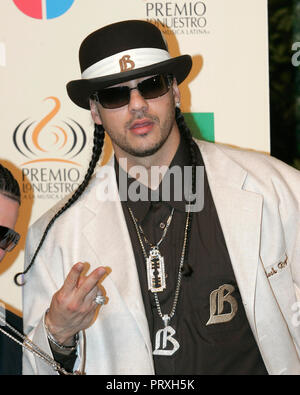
xmin=77 ymin=267 xmax=106 ymax=301
xmin=62 ymin=262 xmax=85 ymax=293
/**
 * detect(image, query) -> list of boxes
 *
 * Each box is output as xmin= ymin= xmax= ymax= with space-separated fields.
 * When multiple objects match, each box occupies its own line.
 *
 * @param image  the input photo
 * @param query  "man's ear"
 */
xmin=90 ymin=99 xmax=102 ymax=125
xmin=172 ymin=78 xmax=181 ymax=107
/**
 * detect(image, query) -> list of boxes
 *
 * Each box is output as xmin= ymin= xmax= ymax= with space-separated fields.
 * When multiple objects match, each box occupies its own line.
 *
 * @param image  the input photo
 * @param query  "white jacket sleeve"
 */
xmin=22 ymin=219 xmax=83 ymax=375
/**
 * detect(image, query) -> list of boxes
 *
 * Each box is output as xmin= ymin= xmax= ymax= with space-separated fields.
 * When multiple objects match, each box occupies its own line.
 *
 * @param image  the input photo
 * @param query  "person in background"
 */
xmin=0 ymin=164 xmax=22 ymax=375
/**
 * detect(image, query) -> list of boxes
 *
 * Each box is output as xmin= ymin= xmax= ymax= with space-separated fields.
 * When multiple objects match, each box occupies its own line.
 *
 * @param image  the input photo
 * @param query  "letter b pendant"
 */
xmin=153 ymin=325 xmax=180 ymax=356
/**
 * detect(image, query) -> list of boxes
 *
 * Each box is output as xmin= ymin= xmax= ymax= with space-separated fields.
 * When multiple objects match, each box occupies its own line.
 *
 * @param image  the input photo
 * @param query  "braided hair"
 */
xmin=175 ymin=107 xmax=198 ymax=276
xmin=15 ymin=106 xmax=197 ymax=285
xmin=0 ymin=164 xmax=21 ymax=205
xmin=14 ymin=124 xmax=105 ymax=285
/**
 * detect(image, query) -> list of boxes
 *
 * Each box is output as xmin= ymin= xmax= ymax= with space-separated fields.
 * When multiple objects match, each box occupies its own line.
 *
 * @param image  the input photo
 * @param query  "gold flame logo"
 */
xmin=13 ymin=97 xmax=87 ymax=166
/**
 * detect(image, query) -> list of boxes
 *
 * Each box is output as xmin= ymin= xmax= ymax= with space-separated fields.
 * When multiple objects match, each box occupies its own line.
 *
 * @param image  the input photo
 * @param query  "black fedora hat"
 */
xmin=66 ymin=20 xmax=192 ymax=109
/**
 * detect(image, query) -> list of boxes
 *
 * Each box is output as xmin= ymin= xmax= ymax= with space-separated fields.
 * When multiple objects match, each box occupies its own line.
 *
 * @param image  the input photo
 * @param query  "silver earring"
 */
xmin=176 ymin=101 xmax=180 ymax=108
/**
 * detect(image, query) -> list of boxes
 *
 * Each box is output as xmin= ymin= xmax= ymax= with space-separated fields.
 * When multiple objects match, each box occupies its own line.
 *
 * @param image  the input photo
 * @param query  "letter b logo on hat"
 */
xmin=119 ymin=55 xmax=135 ymax=72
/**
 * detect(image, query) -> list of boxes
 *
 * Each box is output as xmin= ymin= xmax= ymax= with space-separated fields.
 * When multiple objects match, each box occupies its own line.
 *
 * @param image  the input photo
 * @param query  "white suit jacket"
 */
xmin=23 ymin=140 xmax=300 ymax=375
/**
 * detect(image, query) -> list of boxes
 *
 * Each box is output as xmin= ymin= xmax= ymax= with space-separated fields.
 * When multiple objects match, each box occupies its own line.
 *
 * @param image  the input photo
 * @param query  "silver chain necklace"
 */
xmin=129 ymin=207 xmax=174 ymax=293
xmin=0 ymin=314 xmax=82 ymax=375
xmin=128 ymin=205 xmax=191 ymax=356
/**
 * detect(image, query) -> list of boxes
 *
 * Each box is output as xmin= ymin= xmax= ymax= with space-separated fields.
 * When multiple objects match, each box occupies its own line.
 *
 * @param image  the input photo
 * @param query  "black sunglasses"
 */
xmin=93 ymin=74 xmax=173 ymax=109
xmin=0 ymin=226 xmax=20 ymax=252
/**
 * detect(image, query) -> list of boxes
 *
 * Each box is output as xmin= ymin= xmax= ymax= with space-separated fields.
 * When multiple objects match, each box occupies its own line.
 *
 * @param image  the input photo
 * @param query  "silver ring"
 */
xmin=94 ymin=294 xmax=106 ymax=305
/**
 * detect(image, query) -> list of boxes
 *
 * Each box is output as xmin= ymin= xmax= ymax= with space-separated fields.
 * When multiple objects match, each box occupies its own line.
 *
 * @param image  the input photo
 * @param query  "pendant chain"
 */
xmin=136 ymin=207 xmax=174 ymax=248
xmin=0 ymin=315 xmax=81 ymax=375
xmin=128 ymin=205 xmax=191 ymax=325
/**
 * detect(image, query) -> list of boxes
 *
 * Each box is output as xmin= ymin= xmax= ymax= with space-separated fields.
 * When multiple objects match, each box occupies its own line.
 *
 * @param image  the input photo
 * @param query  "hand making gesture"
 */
xmin=45 ymin=262 xmax=107 ymax=346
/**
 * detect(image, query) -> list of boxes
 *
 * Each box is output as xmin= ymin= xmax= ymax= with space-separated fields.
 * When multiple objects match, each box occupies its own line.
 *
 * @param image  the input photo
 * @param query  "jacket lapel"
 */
xmin=198 ymin=141 xmax=263 ymax=333
xmin=81 ymin=158 xmax=153 ymax=362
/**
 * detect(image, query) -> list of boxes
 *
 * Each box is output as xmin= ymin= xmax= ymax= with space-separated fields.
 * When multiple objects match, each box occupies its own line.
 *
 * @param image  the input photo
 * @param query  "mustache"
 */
xmin=125 ymin=111 xmax=160 ymax=129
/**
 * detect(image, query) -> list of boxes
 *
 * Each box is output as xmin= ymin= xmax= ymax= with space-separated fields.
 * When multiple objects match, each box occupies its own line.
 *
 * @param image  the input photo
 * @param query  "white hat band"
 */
xmin=81 ymin=47 xmax=171 ymax=80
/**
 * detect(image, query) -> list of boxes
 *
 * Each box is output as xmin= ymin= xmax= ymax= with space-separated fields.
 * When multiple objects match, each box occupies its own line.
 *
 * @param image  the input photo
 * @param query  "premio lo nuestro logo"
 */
xmin=13 ymin=96 xmax=86 ymax=166
xmin=13 ymin=0 xmax=74 ymax=20
xmin=144 ymin=0 xmax=209 ymax=35
xmin=14 ymin=96 xmax=87 ymax=200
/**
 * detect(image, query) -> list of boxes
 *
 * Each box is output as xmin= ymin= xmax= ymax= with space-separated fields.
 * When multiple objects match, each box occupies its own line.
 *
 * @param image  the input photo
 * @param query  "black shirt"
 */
xmin=117 ymin=137 xmax=268 ymax=375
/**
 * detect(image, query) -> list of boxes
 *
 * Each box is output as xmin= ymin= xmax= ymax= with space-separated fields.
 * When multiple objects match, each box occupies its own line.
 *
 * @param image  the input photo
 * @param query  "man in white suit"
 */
xmin=21 ymin=20 xmax=300 ymax=375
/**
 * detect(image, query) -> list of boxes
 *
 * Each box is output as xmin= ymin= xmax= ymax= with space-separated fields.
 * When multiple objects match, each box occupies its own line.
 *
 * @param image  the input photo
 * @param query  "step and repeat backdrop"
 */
xmin=0 ymin=0 xmax=269 ymax=313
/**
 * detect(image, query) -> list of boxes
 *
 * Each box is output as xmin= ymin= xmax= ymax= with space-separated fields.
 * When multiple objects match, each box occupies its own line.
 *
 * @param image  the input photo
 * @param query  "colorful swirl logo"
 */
xmin=13 ymin=96 xmax=86 ymax=166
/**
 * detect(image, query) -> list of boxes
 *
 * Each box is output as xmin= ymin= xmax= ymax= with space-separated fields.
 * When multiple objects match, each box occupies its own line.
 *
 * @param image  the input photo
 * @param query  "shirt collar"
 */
xmin=114 ymin=137 xmax=204 ymax=222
